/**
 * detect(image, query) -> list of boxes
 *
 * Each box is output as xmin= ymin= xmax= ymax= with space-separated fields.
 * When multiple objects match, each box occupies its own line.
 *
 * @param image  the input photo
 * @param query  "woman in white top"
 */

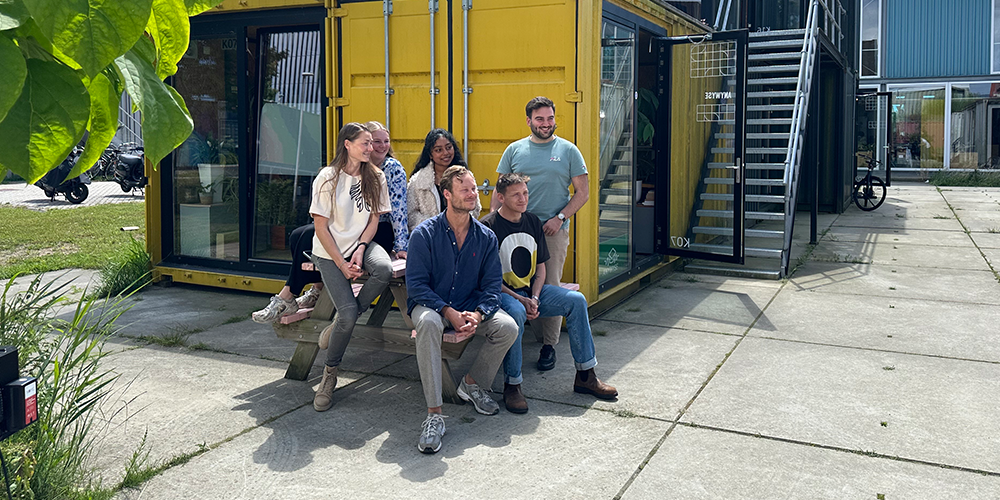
xmin=309 ymin=122 xmax=393 ymax=412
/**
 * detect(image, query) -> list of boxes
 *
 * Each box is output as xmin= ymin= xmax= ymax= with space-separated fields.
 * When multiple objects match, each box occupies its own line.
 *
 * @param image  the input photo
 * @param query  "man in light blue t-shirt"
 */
xmin=492 ymin=96 xmax=590 ymax=372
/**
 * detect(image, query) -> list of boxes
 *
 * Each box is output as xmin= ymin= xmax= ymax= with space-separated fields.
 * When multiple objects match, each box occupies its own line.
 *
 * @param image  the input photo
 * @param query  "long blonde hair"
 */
xmin=322 ymin=122 xmax=382 ymax=214
xmin=364 ymin=120 xmax=395 ymax=161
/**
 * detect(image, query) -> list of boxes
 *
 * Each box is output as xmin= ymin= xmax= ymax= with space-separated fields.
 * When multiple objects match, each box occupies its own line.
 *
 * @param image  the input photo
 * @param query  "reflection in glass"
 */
xmin=950 ymin=83 xmax=1000 ymax=169
xmin=253 ymin=29 xmax=323 ymax=260
xmin=598 ymin=20 xmax=634 ymax=283
xmin=861 ymin=0 xmax=879 ymax=77
xmin=172 ymin=36 xmax=241 ymax=260
xmin=854 ymin=90 xmax=888 ymax=176
xmin=889 ymin=86 xmax=945 ymax=169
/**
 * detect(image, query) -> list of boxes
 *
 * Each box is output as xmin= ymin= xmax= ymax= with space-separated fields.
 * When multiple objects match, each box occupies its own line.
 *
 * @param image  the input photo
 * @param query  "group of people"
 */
xmin=251 ymin=97 xmax=618 ymax=454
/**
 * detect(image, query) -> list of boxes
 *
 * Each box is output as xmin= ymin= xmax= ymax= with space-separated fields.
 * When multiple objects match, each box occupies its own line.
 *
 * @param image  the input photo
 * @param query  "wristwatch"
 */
xmin=556 ymin=212 xmax=566 ymax=221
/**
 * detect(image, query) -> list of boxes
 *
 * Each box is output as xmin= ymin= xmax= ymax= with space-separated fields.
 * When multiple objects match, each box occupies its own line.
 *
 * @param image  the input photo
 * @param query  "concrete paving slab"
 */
xmin=111 ymin=284 xmax=266 ymax=339
xmin=658 ymin=272 xmax=784 ymax=290
xmin=832 ymin=214 xmax=964 ymax=231
xmin=954 ymin=213 xmax=1000 ymax=233
xmin=969 ymin=231 xmax=1000 ymax=248
xmin=788 ymin=261 xmax=1000 ymax=305
xmin=91 ymin=346 xmax=337 ymax=483
xmin=809 ymin=238 xmax=989 ymax=270
xmin=114 ymin=374 xmax=669 ymax=499
xmin=822 ymin=226 xmax=974 ymax=247
xmin=747 ymin=289 xmax=1000 ymax=362
xmin=683 ymin=337 xmax=1000 ymax=473
xmin=599 ymin=279 xmax=780 ymax=334
xmin=948 ymin=203 xmax=1000 ymax=213
xmin=622 ymin=425 xmax=1000 ymax=500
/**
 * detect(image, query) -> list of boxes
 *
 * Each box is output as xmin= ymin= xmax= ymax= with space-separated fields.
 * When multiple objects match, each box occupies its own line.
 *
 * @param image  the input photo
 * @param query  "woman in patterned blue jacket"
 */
xmin=365 ymin=121 xmax=409 ymax=259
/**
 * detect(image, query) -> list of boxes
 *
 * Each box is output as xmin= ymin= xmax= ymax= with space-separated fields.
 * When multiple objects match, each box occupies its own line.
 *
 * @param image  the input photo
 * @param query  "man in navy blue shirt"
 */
xmin=406 ymin=166 xmax=517 ymax=454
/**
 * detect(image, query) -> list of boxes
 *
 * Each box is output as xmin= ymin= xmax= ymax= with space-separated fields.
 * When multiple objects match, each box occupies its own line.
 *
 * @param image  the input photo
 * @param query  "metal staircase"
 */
xmin=685 ymin=0 xmax=829 ymax=279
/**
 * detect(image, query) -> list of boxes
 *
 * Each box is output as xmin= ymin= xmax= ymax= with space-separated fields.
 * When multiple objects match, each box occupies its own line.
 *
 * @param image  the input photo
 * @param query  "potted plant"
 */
xmin=198 ymin=180 xmax=219 ymax=205
xmin=256 ymin=179 xmax=295 ymax=249
xmin=193 ymin=133 xmax=238 ymax=203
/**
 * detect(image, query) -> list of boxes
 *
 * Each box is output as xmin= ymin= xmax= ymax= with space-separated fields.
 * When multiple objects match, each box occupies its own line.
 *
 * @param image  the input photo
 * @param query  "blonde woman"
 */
xmin=364 ymin=121 xmax=408 ymax=259
xmin=309 ymin=122 xmax=392 ymax=412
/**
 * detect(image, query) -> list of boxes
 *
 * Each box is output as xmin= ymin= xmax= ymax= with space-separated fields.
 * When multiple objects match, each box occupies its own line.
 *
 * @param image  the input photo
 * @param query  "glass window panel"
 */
xmin=252 ymin=29 xmax=323 ymax=260
xmin=172 ymin=35 xmax=241 ymax=261
xmin=860 ymin=0 xmax=879 ymax=77
xmin=950 ymin=83 xmax=1000 ymax=169
xmin=888 ymin=86 xmax=946 ymax=170
xmin=598 ymin=20 xmax=634 ymax=284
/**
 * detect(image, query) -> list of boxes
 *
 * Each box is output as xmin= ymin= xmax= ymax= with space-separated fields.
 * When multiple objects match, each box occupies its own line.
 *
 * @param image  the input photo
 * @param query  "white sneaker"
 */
xmin=251 ymin=295 xmax=298 ymax=324
xmin=296 ymin=286 xmax=322 ymax=309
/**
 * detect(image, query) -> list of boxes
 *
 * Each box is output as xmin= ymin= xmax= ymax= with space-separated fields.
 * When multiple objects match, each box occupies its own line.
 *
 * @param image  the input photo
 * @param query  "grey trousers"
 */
xmin=412 ymin=305 xmax=518 ymax=408
xmin=313 ymin=243 xmax=393 ymax=367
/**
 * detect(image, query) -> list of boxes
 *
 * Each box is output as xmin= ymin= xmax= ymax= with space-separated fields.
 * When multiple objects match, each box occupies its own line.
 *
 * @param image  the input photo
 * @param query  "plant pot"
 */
xmin=199 ymin=193 xmax=213 ymax=205
xmin=270 ymin=225 xmax=286 ymax=250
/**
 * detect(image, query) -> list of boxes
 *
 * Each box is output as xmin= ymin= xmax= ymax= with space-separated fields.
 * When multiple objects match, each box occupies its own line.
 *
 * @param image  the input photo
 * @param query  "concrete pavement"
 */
xmin=0 ymin=180 xmax=143 ymax=210
xmin=14 ymin=183 xmax=999 ymax=498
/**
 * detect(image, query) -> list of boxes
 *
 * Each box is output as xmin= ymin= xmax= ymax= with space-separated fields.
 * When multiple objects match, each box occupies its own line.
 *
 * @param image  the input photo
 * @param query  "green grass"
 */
xmin=0 ymin=202 xmax=146 ymax=280
xmin=929 ymin=170 xmax=1000 ymax=187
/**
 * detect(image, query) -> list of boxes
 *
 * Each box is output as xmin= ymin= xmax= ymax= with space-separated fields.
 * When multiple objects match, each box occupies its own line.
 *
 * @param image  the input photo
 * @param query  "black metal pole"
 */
xmin=810 ymin=61 xmax=820 ymax=245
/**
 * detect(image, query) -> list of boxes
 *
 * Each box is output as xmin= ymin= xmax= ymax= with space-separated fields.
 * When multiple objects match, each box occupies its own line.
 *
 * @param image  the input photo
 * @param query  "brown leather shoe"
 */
xmin=574 ymin=369 xmax=618 ymax=400
xmin=503 ymin=383 xmax=528 ymax=414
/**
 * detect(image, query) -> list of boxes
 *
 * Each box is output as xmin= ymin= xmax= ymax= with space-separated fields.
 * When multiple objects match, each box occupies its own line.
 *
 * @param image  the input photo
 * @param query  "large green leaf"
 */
xmin=115 ymin=46 xmax=192 ymax=168
xmin=147 ymin=0 xmax=189 ymax=80
xmin=0 ymin=0 xmax=30 ymax=30
xmin=184 ymin=0 xmax=223 ymax=17
xmin=0 ymin=34 xmax=27 ymax=123
xmin=68 ymin=72 xmax=119 ymax=179
xmin=0 ymin=59 xmax=89 ymax=183
xmin=24 ymin=0 xmax=153 ymax=77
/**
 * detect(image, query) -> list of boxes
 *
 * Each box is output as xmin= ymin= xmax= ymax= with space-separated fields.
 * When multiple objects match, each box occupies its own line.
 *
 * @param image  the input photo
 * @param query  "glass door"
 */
xmin=252 ymin=28 xmax=323 ymax=261
xmin=597 ymin=19 xmax=635 ymax=283
xmin=658 ymin=30 xmax=748 ymax=263
xmin=855 ymin=90 xmax=891 ymax=185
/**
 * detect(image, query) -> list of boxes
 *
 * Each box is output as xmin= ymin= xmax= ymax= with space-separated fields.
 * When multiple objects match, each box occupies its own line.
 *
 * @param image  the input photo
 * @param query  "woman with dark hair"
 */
xmin=309 ymin=122 xmax=393 ymax=412
xmin=364 ymin=121 xmax=408 ymax=259
xmin=407 ymin=128 xmax=481 ymax=230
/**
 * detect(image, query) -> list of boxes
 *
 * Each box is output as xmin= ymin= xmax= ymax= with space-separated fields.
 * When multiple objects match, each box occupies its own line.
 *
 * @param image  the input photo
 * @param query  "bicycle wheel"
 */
xmin=853 ymin=175 xmax=886 ymax=211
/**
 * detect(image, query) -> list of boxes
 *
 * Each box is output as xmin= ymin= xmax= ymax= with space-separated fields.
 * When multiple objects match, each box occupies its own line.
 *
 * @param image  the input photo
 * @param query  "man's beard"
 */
xmin=530 ymin=122 xmax=556 ymax=140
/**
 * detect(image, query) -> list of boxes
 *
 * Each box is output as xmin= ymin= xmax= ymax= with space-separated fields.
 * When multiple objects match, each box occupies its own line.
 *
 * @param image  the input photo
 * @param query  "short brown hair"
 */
xmin=525 ymin=96 xmax=554 ymax=117
xmin=496 ymin=173 xmax=530 ymax=195
xmin=440 ymin=166 xmax=473 ymax=194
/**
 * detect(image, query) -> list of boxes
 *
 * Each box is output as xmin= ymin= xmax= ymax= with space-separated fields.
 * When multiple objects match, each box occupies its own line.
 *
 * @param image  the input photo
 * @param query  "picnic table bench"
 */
xmin=272 ymin=258 xmax=579 ymax=404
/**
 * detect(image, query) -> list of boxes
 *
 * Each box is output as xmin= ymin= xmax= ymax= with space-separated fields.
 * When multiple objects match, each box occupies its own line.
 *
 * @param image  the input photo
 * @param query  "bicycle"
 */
xmin=853 ymin=153 xmax=887 ymax=211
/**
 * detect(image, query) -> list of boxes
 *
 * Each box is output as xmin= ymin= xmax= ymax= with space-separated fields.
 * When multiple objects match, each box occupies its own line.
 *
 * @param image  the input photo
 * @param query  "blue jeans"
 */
xmin=499 ymin=284 xmax=598 ymax=385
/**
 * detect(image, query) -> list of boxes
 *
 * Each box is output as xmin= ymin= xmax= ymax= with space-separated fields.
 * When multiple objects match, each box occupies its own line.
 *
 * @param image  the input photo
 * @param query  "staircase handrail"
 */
xmin=598 ymin=41 xmax=634 ymax=174
xmin=816 ymin=0 xmax=845 ymax=51
xmin=780 ymin=0 xmax=820 ymax=276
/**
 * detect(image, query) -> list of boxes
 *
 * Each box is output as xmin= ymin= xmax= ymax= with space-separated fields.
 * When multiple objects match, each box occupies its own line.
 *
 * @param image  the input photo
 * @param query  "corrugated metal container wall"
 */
xmin=885 ymin=0 xmax=990 ymax=78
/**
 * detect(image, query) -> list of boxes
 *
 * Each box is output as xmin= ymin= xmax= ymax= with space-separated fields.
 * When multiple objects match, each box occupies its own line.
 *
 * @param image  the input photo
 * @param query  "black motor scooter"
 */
xmin=34 ymin=145 xmax=91 ymax=204
xmin=113 ymin=148 xmax=147 ymax=193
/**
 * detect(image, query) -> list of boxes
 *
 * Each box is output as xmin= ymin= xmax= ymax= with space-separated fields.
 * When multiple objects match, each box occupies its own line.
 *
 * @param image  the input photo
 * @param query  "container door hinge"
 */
xmin=334 ymin=98 xmax=350 ymax=107
xmin=332 ymin=8 xmax=348 ymax=18
xmin=565 ymin=91 xmax=583 ymax=103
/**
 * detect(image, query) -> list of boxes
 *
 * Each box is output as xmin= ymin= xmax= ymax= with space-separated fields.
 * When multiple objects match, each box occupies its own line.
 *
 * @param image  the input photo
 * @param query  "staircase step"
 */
xmin=602 ymin=188 xmax=630 ymax=196
xmin=747 ymin=104 xmax=795 ymax=111
xmin=749 ymin=39 xmax=804 ymax=50
xmin=748 ymin=90 xmax=797 ymax=98
xmin=719 ymin=119 xmax=793 ymax=126
xmin=748 ymin=77 xmax=799 ymax=85
xmin=693 ymin=226 xmax=784 ymax=238
xmin=689 ymin=243 xmax=782 ymax=259
xmin=749 ymin=52 xmax=803 ymax=62
xmin=599 ymin=219 xmax=628 ymax=229
xmin=610 ymin=159 xmax=631 ymax=166
xmin=705 ymin=177 xmax=787 ymax=187
xmin=708 ymin=162 xmax=785 ymax=170
xmin=748 ymin=64 xmax=800 ymax=73
xmin=717 ymin=132 xmax=790 ymax=140
xmin=599 ymin=204 xmax=629 ymax=212
xmin=603 ymin=173 xmax=631 ymax=182
xmin=711 ymin=147 xmax=788 ymax=155
xmin=684 ymin=262 xmax=782 ymax=280
xmin=697 ymin=209 xmax=785 ymax=221
xmin=749 ymin=28 xmax=806 ymax=38
xmin=701 ymin=193 xmax=786 ymax=203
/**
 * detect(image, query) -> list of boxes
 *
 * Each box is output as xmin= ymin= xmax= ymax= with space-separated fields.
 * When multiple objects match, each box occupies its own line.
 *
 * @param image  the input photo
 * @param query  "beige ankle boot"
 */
xmin=313 ymin=366 xmax=338 ymax=411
